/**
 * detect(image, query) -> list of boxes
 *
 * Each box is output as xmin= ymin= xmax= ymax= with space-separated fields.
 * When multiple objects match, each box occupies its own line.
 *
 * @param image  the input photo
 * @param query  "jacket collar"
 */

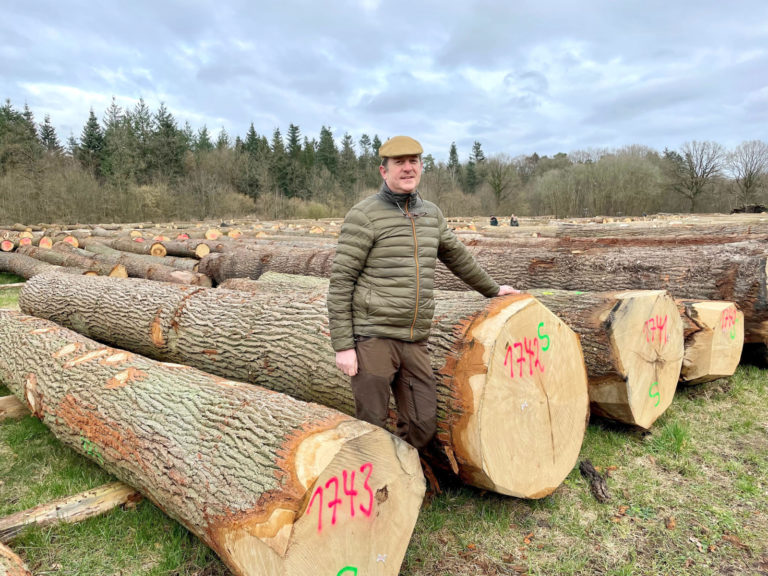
xmin=377 ymin=182 xmax=422 ymax=212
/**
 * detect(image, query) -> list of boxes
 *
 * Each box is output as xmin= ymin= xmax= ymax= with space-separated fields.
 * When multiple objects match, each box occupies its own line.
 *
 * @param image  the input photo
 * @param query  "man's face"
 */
xmin=379 ymin=155 xmax=423 ymax=194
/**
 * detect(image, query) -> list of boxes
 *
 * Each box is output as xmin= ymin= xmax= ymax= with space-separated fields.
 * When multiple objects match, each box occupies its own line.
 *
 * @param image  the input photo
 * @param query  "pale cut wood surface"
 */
xmin=678 ymin=300 xmax=744 ymax=385
xmin=0 ymin=396 xmax=27 ymax=422
xmin=0 ymin=311 xmax=424 ymax=576
xmin=20 ymin=272 xmax=590 ymax=498
xmin=0 ymin=542 xmax=32 ymax=576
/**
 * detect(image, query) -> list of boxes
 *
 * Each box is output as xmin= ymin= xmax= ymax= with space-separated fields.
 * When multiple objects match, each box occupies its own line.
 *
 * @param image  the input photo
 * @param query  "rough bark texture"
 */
xmin=17 ymin=244 xmax=125 ymax=277
xmin=0 ymin=482 xmax=141 ymax=542
xmin=530 ymin=289 xmax=684 ymax=429
xmin=20 ymin=272 xmax=590 ymax=498
xmin=76 ymin=239 xmax=199 ymax=271
xmin=0 ymin=252 xmax=91 ymax=279
xmin=200 ymin=241 xmax=768 ymax=346
xmin=0 ymin=543 xmax=31 ymax=576
xmin=54 ymin=241 xmax=211 ymax=286
xmin=0 ymin=310 xmax=424 ymax=576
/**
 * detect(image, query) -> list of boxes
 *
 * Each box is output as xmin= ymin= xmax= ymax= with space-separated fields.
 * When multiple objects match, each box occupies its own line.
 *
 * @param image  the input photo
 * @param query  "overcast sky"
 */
xmin=2 ymin=0 xmax=767 ymax=161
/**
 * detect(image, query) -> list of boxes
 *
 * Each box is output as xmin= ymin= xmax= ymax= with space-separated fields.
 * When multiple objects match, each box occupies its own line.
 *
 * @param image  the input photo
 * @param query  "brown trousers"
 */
xmin=351 ymin=337 xmax=437 ymax=449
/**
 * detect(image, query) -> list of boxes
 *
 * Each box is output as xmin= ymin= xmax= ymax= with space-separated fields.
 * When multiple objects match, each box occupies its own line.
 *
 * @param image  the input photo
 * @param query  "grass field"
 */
xmin=1 ymin=276 xmax=767 ymax=575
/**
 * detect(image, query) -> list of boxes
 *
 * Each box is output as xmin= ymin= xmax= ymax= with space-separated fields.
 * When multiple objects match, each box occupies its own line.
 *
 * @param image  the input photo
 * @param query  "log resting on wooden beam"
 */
xmin=677 ymin=300 xmax=744 ymax=385
xmin=530 ymin=289 xmax=684 ymax=429
xmin=20 ymin=272 xmax=589 ymax=498
xmin=0 ymin=311 xmax=424 ymax=576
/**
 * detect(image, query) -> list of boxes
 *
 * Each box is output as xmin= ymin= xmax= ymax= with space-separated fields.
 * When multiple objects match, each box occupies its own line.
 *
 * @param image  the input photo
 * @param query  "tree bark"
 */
xmin=0 ymin=310 xmax=424 ymax=576
xmin=0 ymin=542 xmax=31 ymax=576
xmin=76 ymin=240 xmax=199 ymax=271
xmin=19 ymin=273 xmax=590 ymax=498
xmin=530 ymin=289 xmax=684 ymax=429
xmin=0 ymin=482 xmax=141 ymax=543
xmin=677 ymin=300 xmax=744 ymax=385
xmin=81 ymin=236 xmax=167 ymax=258
xmin=17 ymin=245 xmax=127 ymax=278
xmin=54 ymin=242 xmax=211 ymax=286
xmin=198 ymin=241 xmax=768 ymax=346
xmin=0 ymin=252 xmax=95 ymax=280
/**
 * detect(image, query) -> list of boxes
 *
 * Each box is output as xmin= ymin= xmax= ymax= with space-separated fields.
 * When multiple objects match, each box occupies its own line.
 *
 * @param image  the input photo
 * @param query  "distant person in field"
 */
xmin=327 ymin=135 xmax=518 ymax=449
xmin=490 ymin=215 xmax=499 ymax=226
xmin=510 ymin=214 xmax=519 ymax=227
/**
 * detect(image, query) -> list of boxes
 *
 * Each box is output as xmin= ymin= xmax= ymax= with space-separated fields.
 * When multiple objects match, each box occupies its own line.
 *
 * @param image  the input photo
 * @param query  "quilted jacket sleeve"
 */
xmin=436 ymin=208 xmax=500 ymax=297
xmin=327 ymin=207 xmax=374 ymax=351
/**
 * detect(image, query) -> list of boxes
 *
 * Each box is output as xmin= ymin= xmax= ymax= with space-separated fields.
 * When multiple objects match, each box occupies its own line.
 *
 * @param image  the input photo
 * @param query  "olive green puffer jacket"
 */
xmin=328 ymin=185 xmax=500 ymax=352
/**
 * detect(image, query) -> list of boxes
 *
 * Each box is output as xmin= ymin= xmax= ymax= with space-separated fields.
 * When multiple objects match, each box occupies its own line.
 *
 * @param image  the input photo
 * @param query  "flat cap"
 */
xmin=378 ymin=135 xmax=423 ymax=158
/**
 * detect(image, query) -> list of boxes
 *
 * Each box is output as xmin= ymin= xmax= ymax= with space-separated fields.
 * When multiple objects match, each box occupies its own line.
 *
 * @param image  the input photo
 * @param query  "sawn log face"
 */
xmin=0 ymin=311 xmax=425 ymax=576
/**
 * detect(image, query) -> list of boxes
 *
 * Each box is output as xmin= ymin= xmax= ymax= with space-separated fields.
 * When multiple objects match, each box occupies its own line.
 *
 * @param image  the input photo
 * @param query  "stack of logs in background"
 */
xmin=0 ymin=212 xmax=761 ymax=576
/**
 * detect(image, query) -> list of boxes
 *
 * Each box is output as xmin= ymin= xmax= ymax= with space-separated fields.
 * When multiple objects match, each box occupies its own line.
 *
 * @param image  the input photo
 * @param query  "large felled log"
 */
xmin=0 ymin=311 xmax=424 ymax=576
xmin=72 ymin=240 xmax=199 ymax=272
xmin=202 ymin=241 xmax=768 ymax=346
xmin=20 ymin=272 xmax=590 ymax=498
xmin=678 ymin=300 xmax=744 ymax=384
xmin=530 ymin=289 xmax=684 ymax=429
xmin=0 ymin=543 xmax=31 ymax=576
xmin=0 ymin=252 xmax=96 ymax=280
xmin=53 ymin=241 xmax=211 ymax=286
xmin=80 ymin=236 xmax=167 ymax=258
xmin=17 ymin=244 xmax=127 ymax=278
xmin=0 ymin=482 xmax=141 ymax=542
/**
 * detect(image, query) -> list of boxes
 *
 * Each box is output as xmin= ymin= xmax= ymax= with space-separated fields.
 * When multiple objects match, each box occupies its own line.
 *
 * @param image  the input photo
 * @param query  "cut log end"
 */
xmin=450 ymin=294 xmax=589 ymax=498
xmin=593 ymin=290 xmax=684 ymax=429
xmin=149 ymin=243 xmax=167 ymax=258
xmin=209 ymin=421 xmax=425 ymax=576
xmin=194 ymin=243 xmax=211 ymax=258
xmin=680 ymin=301 xmax=744 ymax=385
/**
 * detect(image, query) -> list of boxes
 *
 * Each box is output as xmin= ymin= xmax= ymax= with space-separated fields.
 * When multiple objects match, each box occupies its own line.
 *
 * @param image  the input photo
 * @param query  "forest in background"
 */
xmin=1 ymin=97 xmax=767 ymax=224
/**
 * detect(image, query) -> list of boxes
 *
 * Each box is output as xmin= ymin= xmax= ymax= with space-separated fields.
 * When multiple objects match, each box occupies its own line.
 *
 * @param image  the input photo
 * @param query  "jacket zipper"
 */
xmin=406 ymin=198 xmax=420 ymax=339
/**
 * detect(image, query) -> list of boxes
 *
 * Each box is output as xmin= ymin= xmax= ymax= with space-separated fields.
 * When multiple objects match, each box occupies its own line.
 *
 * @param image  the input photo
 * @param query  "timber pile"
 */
xmin=0 ymin=251 xmax=101 ymax=279
xmin=191 ymin=239 xmax=768 ymax=347
xmin=20 ymin=272 xmax=591 ymax=498
xmin=0 ymin=311 xmax=425 ymax=576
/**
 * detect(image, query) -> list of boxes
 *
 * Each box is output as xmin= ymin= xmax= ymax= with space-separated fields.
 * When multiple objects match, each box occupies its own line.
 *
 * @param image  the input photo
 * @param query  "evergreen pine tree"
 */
xmin=286 ymin=124 xmax=302 ymax=158
xmin=216 ymin=126 xmax=231 ymax=150
xmin=78 ymin=108 xmax=105 ymax=176
xmin=316 ymin=126 xmax=338 ymax=175
xmin=195 ymin=125 xmax=214 ymax=152
xmin=38 ymin=114 xmax=62 ymax=154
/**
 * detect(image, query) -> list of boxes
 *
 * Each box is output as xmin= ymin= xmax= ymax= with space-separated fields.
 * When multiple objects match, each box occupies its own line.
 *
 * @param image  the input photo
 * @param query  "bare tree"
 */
xmin=727 ymin=140 xmax=768 ymax=209
xmin=483 ymin=154 xmax=518 ymax=210
xmin=663 ymin=141 xmax=725 ymax=212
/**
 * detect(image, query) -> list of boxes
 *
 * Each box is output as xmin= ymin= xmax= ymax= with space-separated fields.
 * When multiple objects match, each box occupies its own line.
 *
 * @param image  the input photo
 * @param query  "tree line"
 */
xmin=1 ymin=97 xmax=766 ymax=225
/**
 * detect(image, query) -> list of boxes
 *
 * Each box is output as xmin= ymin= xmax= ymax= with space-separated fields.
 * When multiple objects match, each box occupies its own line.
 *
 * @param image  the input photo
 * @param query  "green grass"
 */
xmin=0 ymin=272 xmax=22 ymax=308
xmin=1 ymin=366 xmax=767 ymax=575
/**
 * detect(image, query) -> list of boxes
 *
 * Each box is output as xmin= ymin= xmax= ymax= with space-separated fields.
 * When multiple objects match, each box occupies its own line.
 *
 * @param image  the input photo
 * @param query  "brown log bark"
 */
xmin=54 ymin=242 xmax=211 ymax=286
xmin=74 ymin=240 xmax=199 ymax=271
xmin=0 ymin=542 xmax=31 ymax=576
xmin=160 ymin=239 xmax=213 ymax=259
xmin=17 ymin=245 xmax=126 ymax=278
xmin=201 ymin=241 xmax=768 ymax=346
xmin=0 ymin=310 xmax=425 ymax=576
xmin=677 ymin=300 xmax=744 ymax=385
xmin=530 ymin=289 xmax=684 ymax=428
xmin=0 ymin=252 xmax=95 ymax=280
xmin=0 ymin=482 xmax=141 ymax=543
xmin=81 ymin=236 xmax=167 ymax=258
xmin=20 ymin=272 xmax=590 ymax=498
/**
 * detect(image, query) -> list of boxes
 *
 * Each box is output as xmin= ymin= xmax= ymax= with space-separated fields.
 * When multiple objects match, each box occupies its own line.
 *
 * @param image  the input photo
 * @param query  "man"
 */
xmin=327 ymin=135 xmax=517 ymax=449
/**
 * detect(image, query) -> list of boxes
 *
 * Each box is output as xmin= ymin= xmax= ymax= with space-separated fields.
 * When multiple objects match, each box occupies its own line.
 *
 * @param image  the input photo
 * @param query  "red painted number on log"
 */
xmin=307 ymin=463 xmax=374 ymax=532
xmin=720 ymin=308 xmax=738 ymax=340
xmin=504 ymin=337 xmax=544 ymax=379
xmin=642 ymin=315 xmax=668 ymax=345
